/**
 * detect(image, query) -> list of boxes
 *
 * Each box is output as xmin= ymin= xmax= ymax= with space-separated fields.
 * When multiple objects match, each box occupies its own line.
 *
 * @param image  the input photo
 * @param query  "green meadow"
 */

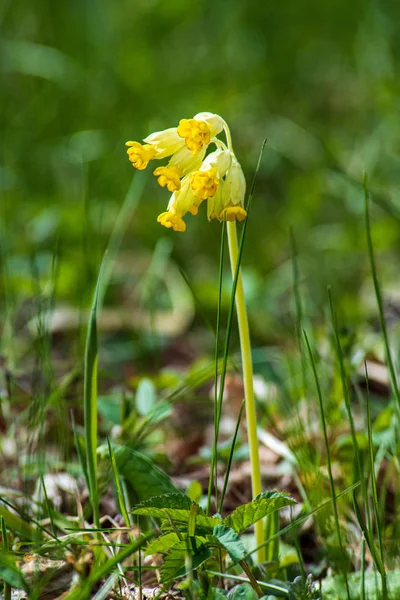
xmin=1 ymin=1 xmax=400 ymax=598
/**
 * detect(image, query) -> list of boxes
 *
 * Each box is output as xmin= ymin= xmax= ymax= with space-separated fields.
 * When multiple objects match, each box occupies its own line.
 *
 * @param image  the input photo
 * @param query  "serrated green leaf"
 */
xmin=134 ymin=493 xmax=192 ymax=511
xmin=212 ymin=525 xmax=247 ymax=562
xmin=132 ymin=493 xmax=221 ymax=531
xmin=160 ymin=538 xmax=211 ymax=584
xmin=145 ymin=532 xmax=181 ymax=555
xmin=110 ymin=446 xmax=179 ymax=502
xmin=224 ymin=491 xmax=296 ymax=534
xmin=134 ymin=507 xmax=221 ymax=531
xmin=159 ymin=518 xmax=221 ymax=536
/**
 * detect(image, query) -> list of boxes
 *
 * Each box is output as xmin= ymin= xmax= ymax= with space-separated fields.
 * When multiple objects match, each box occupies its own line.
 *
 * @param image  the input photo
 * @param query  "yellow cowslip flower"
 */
xmin=177 ymin=119 xmax=210 ymax=155
xmin=153 ymin=165 xmax=182 ymax=192
xmin=191 ymin=149 xmax=231 ymax=200
xmin=191 ymin=168 xmax=220 ymax=200
xmin=153 ymin=145 xmax=207 ymax=193
xmin=125 ymin=142 xmax=156 ymax=170
xmin=156 ymin=147 xmax=246 ymax=231
xmin=157 ymin=209 xmax=187 ymax=233
xmin=142 ymin=127 xmax=185 ymax=159
xmin=174 ymin=175 xmax=202 ymax=215
xmin=126 ymin=112 xmax=223 ymax=166
xmin=219 ymin=156 xmax=247 ymax=222
xmin=177 ymin=112 xmax=224 ymax=155
xmin=125 ymin=112 xmax=247 ymax=230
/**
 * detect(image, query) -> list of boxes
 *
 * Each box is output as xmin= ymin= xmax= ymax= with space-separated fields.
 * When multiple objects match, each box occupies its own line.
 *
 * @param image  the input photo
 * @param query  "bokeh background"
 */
xmin=2 ymin=0 xmax=400 ymax=364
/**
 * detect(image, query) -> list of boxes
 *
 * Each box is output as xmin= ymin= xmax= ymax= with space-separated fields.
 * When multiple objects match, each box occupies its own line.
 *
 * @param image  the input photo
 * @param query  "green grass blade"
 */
xmin=84 ymin=253 xmax=107 ymax=529
xmin=303 ymin=329 xmax=351 ymax=599
xmin=353 ymin=494 xmax=386 ymax=585
xmin=289 ymin=504 xmax=307 ymax=580
xmin=328 ymin=288 xmax=371 ymax=526
xmin=290 ymin=228 xmax=307 ymax=397
xmin=207 ymin=220 xmax=226 ymax=514
xmin=364 ymin=174 xmax=400 ymax=412
xmin=1 ymin=516 xmax=12 ymax=600
xmin=360 ymin=534 xmax=366 ymax=600
xmin=365 ymin=362 xmax=387 ymax=599
xmin=106 ymin=438 xmax=132 ymax=535
xmin=71 ymin=410 xmax=89 ymax=499
xmin=40 ymin=475 xmax=56 ymax=535
xmin=218 ymin=400 xmax=245 ymax=514
xmin=1 ymin=516 xmax=9 ymax=551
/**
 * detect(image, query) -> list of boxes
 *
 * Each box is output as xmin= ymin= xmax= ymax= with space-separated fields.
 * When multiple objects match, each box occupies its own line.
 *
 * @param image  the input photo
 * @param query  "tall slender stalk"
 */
xmin=226 ymin=220 xmax=264 ymax=563
xmin=206 ymin=140 xmax=266 ymax=565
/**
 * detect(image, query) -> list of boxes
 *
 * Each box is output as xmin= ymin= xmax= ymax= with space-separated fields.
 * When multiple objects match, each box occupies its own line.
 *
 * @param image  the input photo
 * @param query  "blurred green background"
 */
xmin=1 ymin=0 xmax=400 ymax=356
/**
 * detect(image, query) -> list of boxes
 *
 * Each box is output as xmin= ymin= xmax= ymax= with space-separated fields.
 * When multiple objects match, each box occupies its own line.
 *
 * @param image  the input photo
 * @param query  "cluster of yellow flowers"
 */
xmin=126 ymin=112 xmax=246 ymax=232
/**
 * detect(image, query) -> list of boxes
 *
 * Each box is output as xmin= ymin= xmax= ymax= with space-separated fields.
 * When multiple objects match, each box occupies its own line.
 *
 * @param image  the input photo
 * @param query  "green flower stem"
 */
xmin=226 ymin=219 xmax=264 ymax=564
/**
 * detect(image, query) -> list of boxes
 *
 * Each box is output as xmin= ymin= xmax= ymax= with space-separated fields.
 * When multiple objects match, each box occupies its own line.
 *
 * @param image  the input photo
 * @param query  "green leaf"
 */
xmin=136 ymin=377 xmax=156 ymax=415
xmin=188 ymin=502 xmax=199 ymax=537
xmin=134 ymin=508 xmax=221 ymax=531
xmin=160 ymin=538 xmax=211 ymax=584
xmin=187 ymin=480 xmax=202 ymax=504
xmin=0 ymin=503 xmax=36 ymax=539
xmin=110 ymin=446 xmax=179 ymax=502
xmin=132 ymin=493 xmax=222 ymax=531
xmin=159 ymin=518 xmax=221 ymax=536
xmin=224 ymin=491 xmax=296 ymax=534
xmin=0 ymin=551 xmax=28 ymax=590
xmin=134 ymin=493 xmax=192 ymax=511
xmin=212 ymin=525 xmax=247 ymax=562
xmin=145 ymin=532 xmax=181 ymax=555
xmin=227 ymin=583 xmax=259 ymax=600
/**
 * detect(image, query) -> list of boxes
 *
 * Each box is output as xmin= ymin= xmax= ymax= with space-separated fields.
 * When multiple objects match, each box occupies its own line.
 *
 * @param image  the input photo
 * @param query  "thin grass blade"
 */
xmin=365 ymin=362 xmax=387 ymax=599
xmin=364 ymin=174 xmax=400 ymax=412
xmin=84 ymin=253 xmax=107 ymax=529
xmin=303 ymin=329 xmax=351 ymax=599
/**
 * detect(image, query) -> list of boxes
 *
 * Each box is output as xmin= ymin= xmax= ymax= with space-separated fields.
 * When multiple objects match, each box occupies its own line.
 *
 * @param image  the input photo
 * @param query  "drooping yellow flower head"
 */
xmin=125 ymin=112 xmax=246 ymax=231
